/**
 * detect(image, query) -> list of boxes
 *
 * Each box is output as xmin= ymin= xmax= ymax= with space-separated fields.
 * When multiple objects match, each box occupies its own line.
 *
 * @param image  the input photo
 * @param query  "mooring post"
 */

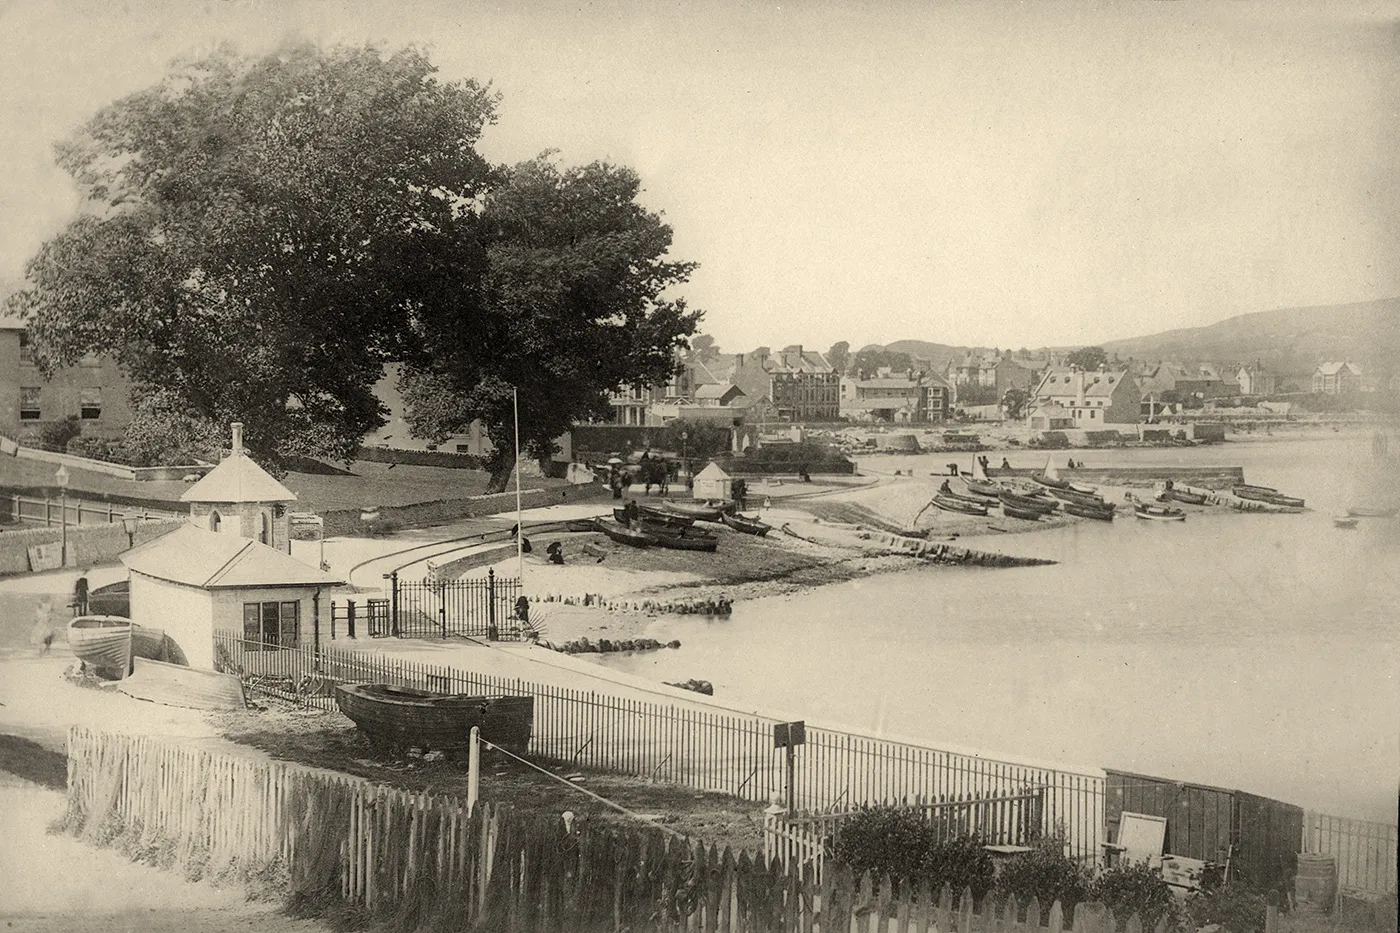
xmin=467 ymin=725 xmax=481 ymax=813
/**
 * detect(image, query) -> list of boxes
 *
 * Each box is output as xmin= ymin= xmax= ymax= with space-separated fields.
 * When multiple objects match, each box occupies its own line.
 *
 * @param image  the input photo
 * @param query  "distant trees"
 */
xmin=1002 ymin=387 xmax=1030 ymax=420
xmin=689 ymin=334 xmax=720 ymax=360
xmin=827 ymin=340 xmax=851 ymax=375
xmin=1066 ymin=346 xmax=1109 ymax=371
xmin=851 ymin=347 xmax=915 ymax=379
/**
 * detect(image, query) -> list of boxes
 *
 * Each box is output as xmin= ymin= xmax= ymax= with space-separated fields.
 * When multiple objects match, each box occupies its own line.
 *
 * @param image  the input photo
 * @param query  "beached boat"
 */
xmin=962 ymin=479 xmax=1004 ymax=498
xmin=648 ymin=527 xmax=719 ymax=552
xmin=334 ymin=683 xmax=534 ymax=754
xmin=638 ymin=505 xmax=695 ymax=527
xmin=1031 ymin=472 xmax=1070 ymax=490
xmin=1333 ymin=516 xmax=1359 ymax=529
xmin=1001 ymin=503 xmax=1043 ymax=521
xmin=67 ymin=616 xmax=133 ymax=679
xmin=1346 ymin=506 xmax=1397 ymax=518
xmin=1161 ymin=488 xmax=1208 ymax=506
xmin=721 ymin=512 xmax=772 ymax=536
xmin=1048 ymin=486 xmax=1105 ymax=507
xmin=593 ymin=519 xmax=658 ymax=548
xmin=998 ymin=490 xmax=1058 ymax=515
xmin=938 ymin=482 xmax=990 ymax=507
xmin=1233 ymin=485 xmax=1306 ymax=509
xmin=565 ymin=519 xmax=598 ymax=533
xmin=1062 ymin=500 xmax=1115 ymax=521
xmin=933 ymin=495 xmax=988 ymax=517
xmin=1134 ymin=503 xmax=1186 ymax=522
xmin=87 ymin=580 xmax=130 ymax=617
xmin=657 ymin=500 xmax=726 ymax=522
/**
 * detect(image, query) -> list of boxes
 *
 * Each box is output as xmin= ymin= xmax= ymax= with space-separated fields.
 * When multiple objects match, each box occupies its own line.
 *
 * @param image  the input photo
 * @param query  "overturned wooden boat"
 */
xmin=1134 ymin=503 xmax=1186 ymax=522
xmin=721 ymin=512 xmax=772 ymax=536
xmin=335 ymin=683 xmax=533 ymax=754
xmin=933 ymin=494 xmax=988 ymax=517
xmin=998 ymin=490 xmax=1058 ymax=515
xmin=1346 ymin=506 xmax=1397 ymax=519
xmin=1233 ymin=484 xmax=1305 ymax=509
xmin=592 ymin=518 xmax=658 ymax=548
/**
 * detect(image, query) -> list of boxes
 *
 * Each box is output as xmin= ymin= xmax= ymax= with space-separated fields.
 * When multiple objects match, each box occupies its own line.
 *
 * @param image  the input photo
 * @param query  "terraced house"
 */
xmin=1029 ymin=367 xmax=1141 ymax=429
xmin=0 ymin=312 xmax=133 ymax=442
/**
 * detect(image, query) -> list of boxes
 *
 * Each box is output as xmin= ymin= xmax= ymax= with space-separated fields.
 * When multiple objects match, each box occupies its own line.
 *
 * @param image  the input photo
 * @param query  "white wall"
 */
xmin=130 ymin=573 xmax=215 ymax=668
xmin=208 ymin=585 xmax=328 ymax=651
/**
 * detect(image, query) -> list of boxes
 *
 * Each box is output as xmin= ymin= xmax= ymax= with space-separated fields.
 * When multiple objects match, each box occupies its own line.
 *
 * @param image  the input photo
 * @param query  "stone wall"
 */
xmin=0 ymin=518 xmax=184 ymax=576
xmin=320 ymin=483 xmax=606 ymax=536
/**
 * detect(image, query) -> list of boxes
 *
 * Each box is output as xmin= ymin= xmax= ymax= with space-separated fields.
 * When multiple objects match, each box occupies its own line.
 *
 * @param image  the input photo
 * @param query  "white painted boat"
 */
xmin=1333 ymin=516 xmax=1359 ymax=529
xmin=67 ymin=616 xmax=132 ymax=679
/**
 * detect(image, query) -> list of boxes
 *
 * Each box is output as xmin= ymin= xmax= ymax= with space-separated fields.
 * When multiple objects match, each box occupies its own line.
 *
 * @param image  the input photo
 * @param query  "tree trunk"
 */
xmin=486 ymin=453 xmax=516 ymax=494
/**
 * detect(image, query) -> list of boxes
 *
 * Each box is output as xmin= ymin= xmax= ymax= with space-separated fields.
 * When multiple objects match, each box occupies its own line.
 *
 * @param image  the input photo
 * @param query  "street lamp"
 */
xmin=121 ymin=511 xmax=138 ymax=549
xmin=54 ymin=465 xmax=69 ymax=567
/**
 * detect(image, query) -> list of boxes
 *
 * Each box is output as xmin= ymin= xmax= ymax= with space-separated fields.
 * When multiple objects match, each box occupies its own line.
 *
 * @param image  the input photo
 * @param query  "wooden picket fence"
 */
xmin=212 ymin=632 xmax=1106 ymax=863
xmin=767 ymin=788 xmax=1047 ymax=879
xmin=65 ymin=728 xmax=1166 ymax=933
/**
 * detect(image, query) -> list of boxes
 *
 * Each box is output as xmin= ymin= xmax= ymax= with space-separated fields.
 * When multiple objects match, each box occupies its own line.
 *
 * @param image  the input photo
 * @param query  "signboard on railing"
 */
xmin=27 ymin=542 xmax=65 ymax=572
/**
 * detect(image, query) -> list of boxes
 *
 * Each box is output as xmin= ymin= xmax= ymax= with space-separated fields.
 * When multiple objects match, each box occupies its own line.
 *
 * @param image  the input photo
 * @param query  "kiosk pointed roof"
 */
xmin=180 ymin=423 xmax=297 ymax=504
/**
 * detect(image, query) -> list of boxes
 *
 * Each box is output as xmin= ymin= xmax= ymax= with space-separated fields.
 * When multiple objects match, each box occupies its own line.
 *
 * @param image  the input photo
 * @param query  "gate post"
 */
xmin=440 ymin=600 xmax=447 ymax=640
xmin=486 ymin=568 xmax=497 ymax=641
xmin=347 ymin=600 xmax=356 ymax=639
xmin=389 ymin=572 xmax=400 ymax=637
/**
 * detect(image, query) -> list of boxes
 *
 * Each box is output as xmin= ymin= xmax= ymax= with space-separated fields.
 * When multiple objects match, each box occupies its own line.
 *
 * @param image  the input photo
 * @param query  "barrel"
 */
xmin=1294 ymin=853 xmax=1338 ymax=912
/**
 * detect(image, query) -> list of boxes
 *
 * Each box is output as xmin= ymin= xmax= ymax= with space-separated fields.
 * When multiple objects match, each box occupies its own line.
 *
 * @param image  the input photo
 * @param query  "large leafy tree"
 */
xmin=8 ymin=43 xmax=499 ymax=468
xmin=1066 ymin=345 xmax=1108 ymax=371
xmin=399 ymin=157 xmax=699 ymax=490
xmin=827 ymin=340 xmax=851 ymax=375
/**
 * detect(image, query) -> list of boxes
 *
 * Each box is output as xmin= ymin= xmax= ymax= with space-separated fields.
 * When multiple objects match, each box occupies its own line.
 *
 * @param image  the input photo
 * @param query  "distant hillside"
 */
xmin=867 ymin=340 xmax=971 ymax=371
xmin=1099 ymin=297 xmax=1400 ymax=381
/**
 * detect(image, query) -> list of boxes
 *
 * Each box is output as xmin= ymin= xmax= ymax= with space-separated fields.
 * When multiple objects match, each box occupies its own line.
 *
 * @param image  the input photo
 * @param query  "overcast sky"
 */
xmin=2 ymin=0 xmax=1397 ymax=352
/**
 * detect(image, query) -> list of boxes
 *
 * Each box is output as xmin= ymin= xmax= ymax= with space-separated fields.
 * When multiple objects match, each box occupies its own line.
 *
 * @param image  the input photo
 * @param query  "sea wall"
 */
xmin=0 ymin=518 xmax=184 ymax=576
xmin=320 ymin=483 xmax=606 ymax=536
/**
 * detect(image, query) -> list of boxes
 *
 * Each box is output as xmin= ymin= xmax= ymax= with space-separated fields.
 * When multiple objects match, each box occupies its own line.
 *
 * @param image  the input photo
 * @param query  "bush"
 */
xmin=1186 ymin=883 xmax=1268 ymax=933
xmin=41 ymin=415 xmax=82 ymax=451
xmin=828 ymin=806 xmax=995 ymax=900
xmin=1087 ymin=863 xmax=1181 ymax=930
xmin=993 ymin=834 xmax=1090 ymax=913
xmin=66 ymin=435 xmax=132 ymax=464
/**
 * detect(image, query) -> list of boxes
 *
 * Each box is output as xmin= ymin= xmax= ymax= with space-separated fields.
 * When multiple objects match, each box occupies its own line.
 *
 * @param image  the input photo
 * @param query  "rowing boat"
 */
xmin=335 ymin=684 xmax=534 ymax=755
xmin=657 ymin=500 xmax=726 ymax=522
xmin=998 ymin=490 xmax=1058 ymax=515
xmin=1001 ymin=503 xmax=1043 ymax=521
xmin=1233 ymin=484 xmax=1305 ymax=509
xmin=962 ymin=479 xmax=1004 ymax=498
xmin=1161 ymin=488 xmax=1207 ymax=506
xmin=1048 ymin=486 xmax=1105 ymax=507
xmin=1063 ymin=500 xmax=1115 ymax=521
xmin=593 ymin=519 xmax=658 ymax=548
xmin=1134 ymin=503 xmax=1186 ymax=522
xmin=67 ymin=616 xmax=133 ymax=679
xmin=1333 ymin=516 xmax=1359 ymax=529
xmin=721 ymin=512 xmax=772 ymax=536
xmin=1346 ymin=506 xmax=1397 ymax=518
xmin=933 ymin=495 xmax=988 ymax=517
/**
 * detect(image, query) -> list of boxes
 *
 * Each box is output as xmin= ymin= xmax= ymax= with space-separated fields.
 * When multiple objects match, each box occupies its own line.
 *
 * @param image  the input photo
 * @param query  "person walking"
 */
xmin=31 ymin=599 xmax=55 ymax=656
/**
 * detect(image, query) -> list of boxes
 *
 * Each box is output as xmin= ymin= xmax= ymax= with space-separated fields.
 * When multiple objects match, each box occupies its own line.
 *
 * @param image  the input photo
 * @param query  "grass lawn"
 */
xmin=214 ymin=703 xmax=767 ymax=854
xmin=279 ymin=461 xmax=559 ymax=513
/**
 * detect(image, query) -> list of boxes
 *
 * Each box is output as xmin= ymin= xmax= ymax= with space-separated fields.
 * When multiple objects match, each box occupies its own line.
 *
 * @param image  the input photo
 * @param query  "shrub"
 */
xmin=41 ymin=415 xmax=82 ymax=451
xmin=829 ymin=806 xmax=995 ymax=900
xmin=1186 ymin=882 xmax=1268 ymax=933
xmin=993 ymin=834 xmax=1090 ymax=913
xmin=66 ymin=435 xmax=131 ymax=464
xmin=1087 ymin=863 xmax=1181 ymax=930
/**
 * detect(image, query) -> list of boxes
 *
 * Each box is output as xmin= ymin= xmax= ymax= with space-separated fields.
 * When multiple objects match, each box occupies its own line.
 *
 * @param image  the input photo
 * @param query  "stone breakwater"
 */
xmin=546 ymin=636 xmax=682 ymax=654
xmin=535 ymin=593 xmax=734 ymax=616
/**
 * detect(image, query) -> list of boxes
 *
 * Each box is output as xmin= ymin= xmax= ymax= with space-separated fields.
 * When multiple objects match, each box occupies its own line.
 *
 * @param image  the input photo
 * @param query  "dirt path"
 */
xmin=0 ymin=774 xmax=329 ymax=932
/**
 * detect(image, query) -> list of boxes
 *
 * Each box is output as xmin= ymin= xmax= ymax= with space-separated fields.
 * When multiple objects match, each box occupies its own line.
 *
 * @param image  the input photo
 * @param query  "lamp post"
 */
xmin=680 ymin=431 xmax=688 ymax=488
xmin=54 ymin=465 xmax=69 ymax=567
xmin=121 ymin=512 xmax=138 ymax=549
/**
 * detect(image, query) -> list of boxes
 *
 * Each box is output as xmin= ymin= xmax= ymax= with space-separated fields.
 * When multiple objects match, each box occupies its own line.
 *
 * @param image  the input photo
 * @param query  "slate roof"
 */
xmin=122 ymin=523 xmax=342 ymax=589
xmin=1036 ymin=370 xmax=1131 ymax=398
xmin=1315 ymin=361 xmax=1362 ymax=376
xmin=180 ymin=450 xmax=297 ymax=503
xmin=696 ymin=383 xmax=744 ymax=401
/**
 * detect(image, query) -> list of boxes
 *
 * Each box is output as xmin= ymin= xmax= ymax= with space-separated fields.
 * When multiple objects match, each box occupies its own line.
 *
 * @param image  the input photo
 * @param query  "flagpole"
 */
xmin=514 ymin=388 xmax=524 ymax=585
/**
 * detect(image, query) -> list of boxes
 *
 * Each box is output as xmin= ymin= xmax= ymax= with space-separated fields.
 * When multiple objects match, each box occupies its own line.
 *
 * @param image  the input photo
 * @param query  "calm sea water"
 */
xmin=586 ymin=433 xmax=1400 ymax=823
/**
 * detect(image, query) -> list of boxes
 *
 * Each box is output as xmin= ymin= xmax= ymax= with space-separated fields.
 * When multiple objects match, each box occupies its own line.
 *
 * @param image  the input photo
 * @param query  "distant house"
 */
xmin=0 ymin=312 xmax=134 ymax=441
xmin=1312 ymin=362 xmax=1362 ymax=395
xmin=718 ymin=345 xmax=838 ymax=422
xmin=1027 ymin=402 xmax=1074 ymax=431
xmin=839 ymin=369 xmax=951 ymax=423
xmin=946 ymin=349 xmax=1002 ymax=389
xmin=1138 ymin=362 xmax=1233 ymax=406
xmin=1030 ymin=368 xmax=1141 ymax=428
xmin=1235 ymin=363 xmax=1276 ymax=397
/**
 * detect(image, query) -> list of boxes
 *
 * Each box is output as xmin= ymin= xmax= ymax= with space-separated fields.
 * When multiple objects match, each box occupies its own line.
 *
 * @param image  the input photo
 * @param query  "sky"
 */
xmin=2 ymin=0 xmax=1398 ymax=353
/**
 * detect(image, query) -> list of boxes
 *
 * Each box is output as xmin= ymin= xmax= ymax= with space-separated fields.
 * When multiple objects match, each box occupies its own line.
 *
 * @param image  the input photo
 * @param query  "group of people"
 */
xmin=609 ymin=451 xmax=686 ymax=500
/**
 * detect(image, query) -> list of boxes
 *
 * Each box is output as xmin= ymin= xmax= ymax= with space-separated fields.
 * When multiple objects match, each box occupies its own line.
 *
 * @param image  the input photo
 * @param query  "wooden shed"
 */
xmin=1105 ymin=769 xmax=1303 ymax=896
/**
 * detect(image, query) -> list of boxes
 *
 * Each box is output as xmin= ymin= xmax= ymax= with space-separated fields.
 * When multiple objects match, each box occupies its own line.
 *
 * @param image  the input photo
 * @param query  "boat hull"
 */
xmin=963 ymin=479 xmax=1004 ymax=498
xmin=67 ymin=616 xmax=133 ymax=679
xmin=1346 ymin=507 xmax=1397 ymax=518
xmin=1031 ymin=473 xmax=1070 ymax=490
xmin=593 ymin=519 xmax=658 ymax=548
xmin=658 ymin=500 xmax=726 ymax=521
xmin=1049 ymin=487 xmax=1106 ymax=507
xmin=1163 ymin=489 xmax=1207 ymax=505
xmin=335 ymin=684 xmax=533 ymax=754
xmin=933 ymin=495 xmax=988 ymax=516
xmin=1001 ymin=504 xmax=1042 ymax=521
xmin=1063 ymin=501 xmax=1115 ymax=521
xmin=721 ymin=512 xmax=772 ymax=536
xmin=1333 ymin=517 xmax=1359 ymax=529
xmin=1134 ymin=505 xmax=1185 ymax=521
xmin=1233 ymin=485 xmax=1305 ymax=509
xmin=999 ymin=491 xmax=1058 ymax=515
xmin=650 ymin=531 xmax=719 ymax=552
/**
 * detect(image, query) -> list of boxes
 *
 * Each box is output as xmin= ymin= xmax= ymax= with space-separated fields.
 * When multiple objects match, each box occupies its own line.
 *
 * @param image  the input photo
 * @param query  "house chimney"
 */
xmin=231 ymin=422 xmax=244 ymax=457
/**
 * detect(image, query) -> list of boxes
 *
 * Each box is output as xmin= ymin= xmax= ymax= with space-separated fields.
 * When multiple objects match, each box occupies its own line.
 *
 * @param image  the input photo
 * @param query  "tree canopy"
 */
xmin=850 ymin=347 xmax=915 ymax=379
xmin=826 ymin=340 xmax=851 ymax=375
xmin=8 ymin=43 xmax=697 ymax=482
xmin=1066 ymin=345 xmax=1109 ymax=371
xmin=398 ymin=157 xmax=698 ymax=488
